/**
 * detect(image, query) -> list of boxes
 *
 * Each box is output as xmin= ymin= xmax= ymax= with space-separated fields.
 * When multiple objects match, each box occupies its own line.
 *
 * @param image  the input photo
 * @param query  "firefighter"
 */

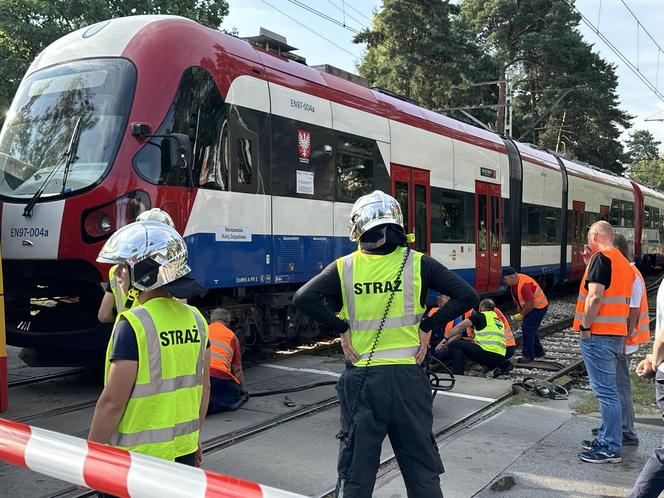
xmin=88 ymin=220 xmax=210 ymax=487
xmin=97 ymin=208 xmax=175 ymax=323
xmin=293 ymin=190 xmax=478 ymax=498
xmin=502 ymin=267 xmax=549 ymax=363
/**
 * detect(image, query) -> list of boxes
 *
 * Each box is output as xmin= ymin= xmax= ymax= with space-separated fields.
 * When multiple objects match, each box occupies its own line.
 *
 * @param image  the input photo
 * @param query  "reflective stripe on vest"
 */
xmin=627 ymin=265 xmax=650 ymax=346
xmin=493 ymin=308 xmax=515 ymax=347
xmin=209 ymin=322 xmax=240 ymax=384
xmin=105 ymin=299 xmax=207 ymax=459
xmin=337 ymin=247 xmax=425 ymax=367
xmin=573 ymin=247 xmax=633 ymax=336
xmin=473 ymin=311 xmax=506 ymax=356
xmin=517 ymin=274 xmax=548 ymax=309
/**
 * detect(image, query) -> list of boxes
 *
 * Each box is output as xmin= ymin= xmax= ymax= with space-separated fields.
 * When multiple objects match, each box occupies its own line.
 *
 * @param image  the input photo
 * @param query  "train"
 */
xmin=0 ymin=16 xmax=662 ymax=361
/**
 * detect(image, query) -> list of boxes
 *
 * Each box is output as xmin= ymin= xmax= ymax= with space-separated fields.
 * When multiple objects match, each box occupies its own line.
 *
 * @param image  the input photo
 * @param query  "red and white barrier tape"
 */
xmin=0 ymin=418 xmax=307 ymax=497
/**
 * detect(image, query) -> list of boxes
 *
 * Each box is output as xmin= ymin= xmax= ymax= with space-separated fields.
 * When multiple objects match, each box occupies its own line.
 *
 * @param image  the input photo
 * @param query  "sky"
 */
xmin=221 ymin=0 xmax=664 ymax=150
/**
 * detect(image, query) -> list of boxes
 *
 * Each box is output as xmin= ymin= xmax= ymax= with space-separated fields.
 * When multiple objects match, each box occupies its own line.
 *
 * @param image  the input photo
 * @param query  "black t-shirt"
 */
xmin=585 ymin=252 xmax=612 ymax=290
xmin=467 ymin=310 xmax=488 ymax=330
xmin=109 ymin=317 xmax=210 ymax=362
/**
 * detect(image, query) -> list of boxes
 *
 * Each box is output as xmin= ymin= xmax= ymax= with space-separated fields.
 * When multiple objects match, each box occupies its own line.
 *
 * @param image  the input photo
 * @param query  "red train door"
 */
xmin=475 ymin=181 xmax=502 ymax=292
xmin=571 ymin=200 xmax=586 ymax=280
xmin=391 ymin=165 xmax=430 ymax=254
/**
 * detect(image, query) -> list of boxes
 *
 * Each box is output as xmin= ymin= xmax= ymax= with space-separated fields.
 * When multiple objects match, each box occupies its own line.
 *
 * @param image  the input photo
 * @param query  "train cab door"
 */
xmin=390 ymin=165 xmax=430 ymax=254
xmin=571 ymin=200 xmax=586 ymax=280
xmin=475 ymin=181 xmax=502 ymax=292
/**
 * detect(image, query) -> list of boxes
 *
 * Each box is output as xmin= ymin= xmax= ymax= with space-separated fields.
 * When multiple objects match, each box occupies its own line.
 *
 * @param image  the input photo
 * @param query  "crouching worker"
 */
xmin=88 ymin=220 xmax=210 ymax=497
xmin=436 ymin=298 xmax=506 ymax=375
xmin=208 ymin=307 xmax=248 ymax=414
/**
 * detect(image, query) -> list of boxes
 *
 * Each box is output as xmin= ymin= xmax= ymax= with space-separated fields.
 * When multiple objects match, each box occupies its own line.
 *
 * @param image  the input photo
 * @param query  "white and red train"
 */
xmin=0 ymin=16 xmax=662 ymax=356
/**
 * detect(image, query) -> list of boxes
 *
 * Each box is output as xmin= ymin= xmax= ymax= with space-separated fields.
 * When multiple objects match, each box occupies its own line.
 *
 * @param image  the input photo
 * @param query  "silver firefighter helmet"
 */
xmin=97 ymin=220 xmax=190 ymax=292
xmin=349 ymin=190 xmax=404 ymax=242
xmin=136 ymin=207 xmax=175 ymax=228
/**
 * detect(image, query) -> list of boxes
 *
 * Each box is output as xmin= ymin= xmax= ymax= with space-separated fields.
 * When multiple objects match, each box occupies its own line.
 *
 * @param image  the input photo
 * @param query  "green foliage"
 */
xmin=0 ymin=0 xmax=229 ymax=122
xmin=626 ymin=129 xmax=661 ymax=163
xmin=356 ymin=0 xmax=632 ymax=174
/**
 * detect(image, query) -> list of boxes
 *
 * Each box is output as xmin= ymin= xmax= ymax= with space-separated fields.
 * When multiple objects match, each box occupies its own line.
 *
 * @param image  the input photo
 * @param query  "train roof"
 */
xmin=515 ymin=143 xmax=561 ymax=170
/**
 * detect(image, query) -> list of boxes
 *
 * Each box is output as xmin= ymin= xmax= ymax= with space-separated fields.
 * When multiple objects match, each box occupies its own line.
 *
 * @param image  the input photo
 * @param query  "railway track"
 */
xmin=8 ymin=368 xmax=93 ymax=389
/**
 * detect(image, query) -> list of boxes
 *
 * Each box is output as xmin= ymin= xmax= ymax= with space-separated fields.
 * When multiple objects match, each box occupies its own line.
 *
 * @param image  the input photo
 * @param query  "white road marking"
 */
xmin=434 ymin=391 xmax=497 ymax=403
xmin=262 ymin=364 xmax=341 ymax=378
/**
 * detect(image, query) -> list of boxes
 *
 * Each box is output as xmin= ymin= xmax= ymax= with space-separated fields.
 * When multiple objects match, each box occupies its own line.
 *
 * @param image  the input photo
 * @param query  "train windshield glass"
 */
xmin=0 ymin=58 xmax=136 ymax=198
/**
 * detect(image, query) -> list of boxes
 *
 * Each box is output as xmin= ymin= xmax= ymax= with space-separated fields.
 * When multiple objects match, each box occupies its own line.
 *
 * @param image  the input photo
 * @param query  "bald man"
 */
xmin=574 ymin=221 xmax=635 ymax=464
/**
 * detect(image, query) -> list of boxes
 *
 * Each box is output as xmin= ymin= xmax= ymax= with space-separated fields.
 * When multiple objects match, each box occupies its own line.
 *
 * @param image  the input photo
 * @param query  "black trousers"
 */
xmin=335 ymin=364 xmax=444 ymax=498
xmin=628 ymin=370 xmax=664 ymax=497
xmin=448 ymin=341 xmax=504 ymax=375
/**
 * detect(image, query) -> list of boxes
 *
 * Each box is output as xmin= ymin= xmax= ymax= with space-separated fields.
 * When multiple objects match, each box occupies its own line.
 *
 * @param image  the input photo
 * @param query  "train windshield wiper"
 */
xmin=23 ymin=116 xmax=83 ymax=218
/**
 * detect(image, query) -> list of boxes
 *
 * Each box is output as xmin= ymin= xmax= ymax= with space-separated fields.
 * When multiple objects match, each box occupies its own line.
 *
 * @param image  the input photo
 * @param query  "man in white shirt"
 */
xmin=628 ymin=277 xmax=664 ymax=497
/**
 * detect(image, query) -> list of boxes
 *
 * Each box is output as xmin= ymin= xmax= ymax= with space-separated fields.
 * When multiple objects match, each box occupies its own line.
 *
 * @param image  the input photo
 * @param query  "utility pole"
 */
xmin=504 ymin=74 xmax=513 ymax=138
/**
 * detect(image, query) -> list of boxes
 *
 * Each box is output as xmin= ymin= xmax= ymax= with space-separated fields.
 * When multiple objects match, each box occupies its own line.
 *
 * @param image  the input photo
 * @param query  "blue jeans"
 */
xmin=208 ymin=377 xmax=246 ymax=414
xmin=598 ymin=352 xmax=638 ymax=440
xmin=580 ymin=334 xmax=623 ymax=454
xmin=522 ymin=306 xmax=547 ymax=359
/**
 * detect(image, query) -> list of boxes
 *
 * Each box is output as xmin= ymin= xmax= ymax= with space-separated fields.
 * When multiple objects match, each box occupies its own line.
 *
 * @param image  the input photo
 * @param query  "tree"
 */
xmin=0 ymin=0 xmax=229 ymax=123
xmin=354 ymin=0 xmax=499 ymax=125
xmin=461 ymin=0 xmax=632 ymax=173
xmin=627 ymin=157 xmax=664 ymax=191
xmin=625 ymin=129 xmax=661 ymax=163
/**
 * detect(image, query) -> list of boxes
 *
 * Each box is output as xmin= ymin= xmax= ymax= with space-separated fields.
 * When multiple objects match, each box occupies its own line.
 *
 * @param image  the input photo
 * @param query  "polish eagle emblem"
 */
xmin=297 ymin=129 xmax=311 ymax=162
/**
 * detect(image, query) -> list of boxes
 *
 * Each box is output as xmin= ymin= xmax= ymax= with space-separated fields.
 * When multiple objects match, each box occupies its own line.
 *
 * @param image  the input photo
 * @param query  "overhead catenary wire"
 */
xmin=324 ymin=0 xmax=369 ymax=32
xmin=564 ymin=0 xmax=664 ymax=102
xmin=285 ymin=0 xmax=361 ymax=35
xmin=260 ymin=0 xmax=360 ymax=59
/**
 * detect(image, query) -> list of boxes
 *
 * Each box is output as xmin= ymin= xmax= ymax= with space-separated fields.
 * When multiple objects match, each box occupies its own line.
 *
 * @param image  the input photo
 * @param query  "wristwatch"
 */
xmin=579 ymin=324 xmax=591 ymax=332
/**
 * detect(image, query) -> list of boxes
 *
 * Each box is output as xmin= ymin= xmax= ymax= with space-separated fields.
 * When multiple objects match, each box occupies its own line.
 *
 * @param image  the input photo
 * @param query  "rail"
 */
xmin=0 ymin=418 xmax=307 ymax=498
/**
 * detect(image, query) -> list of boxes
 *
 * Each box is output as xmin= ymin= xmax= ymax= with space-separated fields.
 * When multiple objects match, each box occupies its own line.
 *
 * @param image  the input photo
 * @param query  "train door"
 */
xmin=475 ymin=181 xmax=502 ymax=292
xmin=390 ymin=165 xmax=430 ymax=254
xmin=571 ymin=200 xmax=586 ymax=280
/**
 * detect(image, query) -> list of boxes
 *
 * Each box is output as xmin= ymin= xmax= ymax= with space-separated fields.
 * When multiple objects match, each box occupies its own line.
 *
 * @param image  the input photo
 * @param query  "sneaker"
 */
xmin=578 ymin=446 xmax=622 ymax=464
xmin=516 ymin=357 xmax=534 ymax=364
xmin=591 ymin=427 xmax=599 ymax=436
xmin=501 ymin=363 xmax=514 ymax=374
xmin=582 ymin=439 xmax=599 ymax=451
xmin=623 ymin=436 xmax=639 ymax=446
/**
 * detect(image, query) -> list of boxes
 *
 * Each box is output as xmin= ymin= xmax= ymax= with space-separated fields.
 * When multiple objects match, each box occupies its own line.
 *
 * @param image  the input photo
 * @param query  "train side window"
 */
xmin=653 ymin=208 xmax=660 ymax=229
xmin=623 ymin=201 xmax=634 ymax=228
xmin=336 ymin=135 xmax=374 ymax=202
xmin=522 ymin=204 xmax=542 ymax=245
xmin=133 ymin=67 xmax=229 ymax=190
xmin=645 ymin=206 xmax=652 ymax=228
xmin=432 ymin=191 xmax=465 ymax=242
xmin=543 ymin=207 xmax=560 ymax=244
xmin=610 ymin=199 xmax=620 ymax=226
xmin=237 ymin=137 xmax=253 ymax=185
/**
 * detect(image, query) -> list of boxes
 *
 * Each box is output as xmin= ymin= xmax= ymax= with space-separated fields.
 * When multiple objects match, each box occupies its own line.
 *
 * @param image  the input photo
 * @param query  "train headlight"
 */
xmin=82 ymin=190 xmax=151 ymax=243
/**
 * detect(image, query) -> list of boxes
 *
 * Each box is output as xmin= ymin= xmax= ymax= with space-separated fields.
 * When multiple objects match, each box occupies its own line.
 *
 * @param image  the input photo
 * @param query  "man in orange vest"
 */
xmin=574 ymin=221 xmax=634 ymax=464
xmin=502 ymin=267 xmax=548 ymax=363
xmin=589 ymin=233 xmax=648 ymax=446
xmin=208 ymin=308 xmax=248 ymax=414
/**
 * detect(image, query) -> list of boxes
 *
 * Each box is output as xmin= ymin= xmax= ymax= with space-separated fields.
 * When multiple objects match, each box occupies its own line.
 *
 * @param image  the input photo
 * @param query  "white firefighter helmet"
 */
xmin=136 ymin=207 xmax=175 ymax=228
xmin=97 ymin=220 xmax=190 ymax=292
xmin=349 ymin=190 xmax=404 ymax=242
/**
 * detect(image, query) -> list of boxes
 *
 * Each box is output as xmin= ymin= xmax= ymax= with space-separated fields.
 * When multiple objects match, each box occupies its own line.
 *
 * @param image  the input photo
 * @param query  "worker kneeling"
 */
xmin=88 ymin=219 xmax=211 ymax=492
xmin=436 ymin=299 xmax=507 ymax=375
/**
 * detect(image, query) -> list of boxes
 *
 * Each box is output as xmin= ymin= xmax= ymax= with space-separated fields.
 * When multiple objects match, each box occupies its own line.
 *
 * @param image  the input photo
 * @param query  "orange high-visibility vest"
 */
xmin=494 ymin=308 xmax=515 ymax=347
xmin=429 ymin=307 xmax=473 ymax=338
xmin=516 ymin=274 xmax=548 ymax=310
xmin=573 ymin=247 xmax=633 ymax=336
xmin=626 ymin=264 xmax=650 ymax=346
xmin=208 ymin=322 xmax=239 ymax=383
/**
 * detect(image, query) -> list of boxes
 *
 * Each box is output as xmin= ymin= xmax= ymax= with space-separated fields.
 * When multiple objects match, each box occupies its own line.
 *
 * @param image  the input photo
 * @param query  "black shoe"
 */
xmin=582 ymin=439 xmax=600 ymax=451
xmin=623 ymin=436 xmax=639 ymax=446
xmin=591 ymin=427 xmax=599 ymax=436
xmin=516 ymin=357 xmax=534 ymax=364
xmin=535 ymin=352 xmax=546 ymax=358
xmin=501 ymin=363 xmax=514 ymax=374
xmin=578 ymin=446 xmax=622 ymax=464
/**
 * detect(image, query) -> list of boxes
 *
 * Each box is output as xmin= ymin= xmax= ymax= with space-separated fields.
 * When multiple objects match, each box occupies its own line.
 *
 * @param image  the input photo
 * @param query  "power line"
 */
xmin=285 ymin=0 xmax=361 ymax=35
xmin=324 ymin=0 xmax=369 ymax=32
xmin=261 ymin=0 xmax=360 ymax=58
xmin=344 ymin=2 xmax=373 ymax=24
xmin=565 ymin=0 xmax=664 ymax=102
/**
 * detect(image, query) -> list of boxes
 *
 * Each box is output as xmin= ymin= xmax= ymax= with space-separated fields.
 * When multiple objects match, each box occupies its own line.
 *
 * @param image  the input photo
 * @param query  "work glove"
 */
xmin=511 ymin=313 xmax=523 ymax=321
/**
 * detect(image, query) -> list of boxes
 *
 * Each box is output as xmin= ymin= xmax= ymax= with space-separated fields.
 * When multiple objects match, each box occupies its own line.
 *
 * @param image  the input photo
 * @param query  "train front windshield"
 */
xmin=0 ymin=59 xmax=136 ymax=198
